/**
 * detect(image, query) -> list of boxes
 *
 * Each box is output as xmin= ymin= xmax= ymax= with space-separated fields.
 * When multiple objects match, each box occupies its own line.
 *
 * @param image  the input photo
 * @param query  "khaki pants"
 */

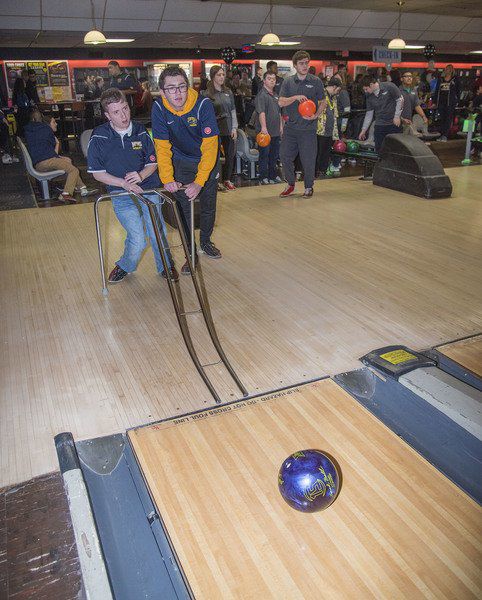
xmin=35 ymin=157 xmax=85 ymax=195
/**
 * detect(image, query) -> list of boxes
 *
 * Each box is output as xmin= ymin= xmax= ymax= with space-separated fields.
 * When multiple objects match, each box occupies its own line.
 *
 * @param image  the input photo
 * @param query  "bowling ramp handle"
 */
xmin=94 ymin=188 xmax=248 ymax=404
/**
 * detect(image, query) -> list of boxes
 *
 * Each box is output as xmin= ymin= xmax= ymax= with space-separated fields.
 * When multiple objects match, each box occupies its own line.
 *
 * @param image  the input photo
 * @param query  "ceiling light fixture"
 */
xmin=84 ymin=0 xmax=107 ymax=45
xmin=388 ymin=1 xmax=406 ymax=50
xmin=469 ymin=50 xmax=482 ymax=54
xmin=258 ymin=0 xmax=300 ymax=46
xmin=105 ymin=38 xmax=135 ymax=43
xmin=404 ymin=45 xmax=425 ymax=49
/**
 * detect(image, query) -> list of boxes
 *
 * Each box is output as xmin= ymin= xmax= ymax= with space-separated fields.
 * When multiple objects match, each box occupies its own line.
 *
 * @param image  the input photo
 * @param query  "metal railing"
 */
xmin=94 ymin=188 xmax=248 ymax=404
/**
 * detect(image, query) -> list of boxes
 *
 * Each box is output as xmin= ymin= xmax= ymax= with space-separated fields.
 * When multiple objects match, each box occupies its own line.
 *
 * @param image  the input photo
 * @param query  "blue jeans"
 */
xmin=112 ymin=193 xmax=172 ymax=274
xmin=258 ymin=136 xmax=280 ymax=180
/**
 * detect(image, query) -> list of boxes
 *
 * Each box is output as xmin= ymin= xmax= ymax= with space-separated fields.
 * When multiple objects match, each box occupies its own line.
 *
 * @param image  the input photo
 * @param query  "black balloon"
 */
xmin=220 ymin=46 xmax=236 ymax=65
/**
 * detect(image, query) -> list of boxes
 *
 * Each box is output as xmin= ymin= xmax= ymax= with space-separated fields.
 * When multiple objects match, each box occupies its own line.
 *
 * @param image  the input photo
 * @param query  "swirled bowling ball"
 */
xmin=256 ymin=132 xmax=271 ymax=147
xmin=298 ymin=99 xmax=316 ymax=118
xmin=278 ymin=449 xmax=339 ymax=512
xmin=333 ymin=140 xmax=347 ymax=153
xmin=346 ymin=140 xmax=360 ymax=154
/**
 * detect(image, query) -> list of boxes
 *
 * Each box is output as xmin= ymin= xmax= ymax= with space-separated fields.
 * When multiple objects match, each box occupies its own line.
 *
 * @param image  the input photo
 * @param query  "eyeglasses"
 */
xmin=163 ymin=84 xmax=188 ymax=94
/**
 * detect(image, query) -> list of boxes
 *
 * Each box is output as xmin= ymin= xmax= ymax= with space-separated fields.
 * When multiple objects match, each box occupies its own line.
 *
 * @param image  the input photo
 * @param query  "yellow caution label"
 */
xmin=380 ymin=349 xmax=417 ymax=365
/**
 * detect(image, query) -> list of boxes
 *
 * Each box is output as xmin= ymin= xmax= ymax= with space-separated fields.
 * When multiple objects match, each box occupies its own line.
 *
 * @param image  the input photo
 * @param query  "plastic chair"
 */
xmin=80 ymin=129 xmax=93 ymax=158
xmin=17 ymin=137 xmax=66 ymax=200
xmin=235 ymin=128 xmax=259 ymax=179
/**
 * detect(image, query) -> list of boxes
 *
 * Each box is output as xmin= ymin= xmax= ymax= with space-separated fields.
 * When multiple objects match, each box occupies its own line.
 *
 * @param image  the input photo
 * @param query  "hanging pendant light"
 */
xmin=84 ymin=0 xmax=107 ymax=45
xmin=258 ymin=0 xmax=299 ymax=46
xmin=388 ymin=1 xmax=406 ymax=50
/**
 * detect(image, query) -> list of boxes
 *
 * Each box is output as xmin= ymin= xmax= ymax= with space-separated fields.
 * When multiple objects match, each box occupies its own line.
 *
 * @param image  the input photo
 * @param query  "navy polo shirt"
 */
xmin=151 ymin=95 xmax=219 ymax=163
xmin=109 ymin=72 xmax=137 ymax=90
xmin=87 ymin=120 xmax=160 ymax=193
xmin=24 ymin=121 xmax=58 ymax=166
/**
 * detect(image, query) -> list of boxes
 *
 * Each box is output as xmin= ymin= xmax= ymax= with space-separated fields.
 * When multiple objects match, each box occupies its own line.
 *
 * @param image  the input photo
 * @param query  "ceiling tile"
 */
xmin=351 ymin=11 xmax=398 ymax=29
xmin=0 ymin=16 xmax=41 ymax=29
xmin=399 ymin=13 xmax=438 ymax=29
xmin=461 ymin=18 xmax=482 ymax=34
xmin=304 ymin=25 xmax=349 ymax=38
xmin=212 ymin=22 xmax=261 ymax=35
xmin=430 ymin=15 xmax=471 ymax=32
xmin=310 ymin=8 xmax=361 ymax=27
xmin=259 ymin=23 xmax=306 ymax=36
xmin=0 ymin=0 xmax=40 ymax=16
xmin=417 ymin=31 xmax=458 ymax=41
xmin=158 ymin=20 xmax=212 ymax=33
xmin=104 ymin=19 xmax=160 ymax=32
xmin=105 ymin=0 xmax=166 ymax=20
xmin=452 ymin=32 xmax=482 ymax=43
xmin=271 ymin=6 xmax=318 ymax=25
xmin=216 ymin=4 xmax=269 ymax=24
xmin=384 ymin=30 xmax=426 ymax=42
xmin=42 ymin=17 xmax=94 ymax=31
xmin=162 ymin=0 xmax=221 ymax=22
xmin=348 ymin=28 xmax=388 ymax=39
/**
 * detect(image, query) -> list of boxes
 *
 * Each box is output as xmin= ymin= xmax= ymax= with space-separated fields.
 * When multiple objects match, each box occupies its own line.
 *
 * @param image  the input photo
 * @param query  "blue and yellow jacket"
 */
xmin=152 ymin=88 xmax=219 ymax=187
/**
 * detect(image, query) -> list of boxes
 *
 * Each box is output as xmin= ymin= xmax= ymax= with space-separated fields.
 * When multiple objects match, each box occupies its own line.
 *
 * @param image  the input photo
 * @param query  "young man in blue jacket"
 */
xmin=151 ymin=66 xmax=220 ymax=273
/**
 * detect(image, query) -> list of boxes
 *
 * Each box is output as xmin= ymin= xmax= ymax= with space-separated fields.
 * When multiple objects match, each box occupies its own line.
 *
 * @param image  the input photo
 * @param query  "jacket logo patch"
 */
xmin=149 ymin=154 xmax=156 ymax=162
xmin=131 ymin=141 xmax=142 ymax=150
xmin=204 ymin=127 xmax=212 ymax=135
xmin=187 ymin=116 xmax=198 ymax=127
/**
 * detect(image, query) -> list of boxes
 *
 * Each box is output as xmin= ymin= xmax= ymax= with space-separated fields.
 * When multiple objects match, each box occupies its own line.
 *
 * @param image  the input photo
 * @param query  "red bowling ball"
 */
xmin=333 ymin=140 xmax=347 ymax=153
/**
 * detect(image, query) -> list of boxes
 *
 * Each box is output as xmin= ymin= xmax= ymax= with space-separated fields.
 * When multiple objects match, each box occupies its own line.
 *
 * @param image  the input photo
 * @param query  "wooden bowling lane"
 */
xmin=129 ymin=380 xmax=482 ymax=600
xmin=437 ymin=335 xmax=482 ymax=378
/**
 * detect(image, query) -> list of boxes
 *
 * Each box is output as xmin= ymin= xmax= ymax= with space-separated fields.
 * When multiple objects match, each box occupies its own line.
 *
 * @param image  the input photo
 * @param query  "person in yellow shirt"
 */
xmin=152 ymin=66 xmax=221 ymax=273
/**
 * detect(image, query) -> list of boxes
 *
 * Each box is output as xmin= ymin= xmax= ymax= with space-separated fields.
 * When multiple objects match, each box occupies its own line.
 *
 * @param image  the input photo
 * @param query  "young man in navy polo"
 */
xmin=151 ymin=66 xmax=220 ymax=273
xmin=87 ymin=88 xmax=177 ymax=283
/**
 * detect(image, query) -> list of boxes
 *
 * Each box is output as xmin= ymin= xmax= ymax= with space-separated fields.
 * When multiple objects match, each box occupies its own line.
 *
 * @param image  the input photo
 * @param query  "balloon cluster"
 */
xmin=423 ymin=44 xmax=436 ymax=60
xmin=220 ymin=47 xmax=236 ymax=65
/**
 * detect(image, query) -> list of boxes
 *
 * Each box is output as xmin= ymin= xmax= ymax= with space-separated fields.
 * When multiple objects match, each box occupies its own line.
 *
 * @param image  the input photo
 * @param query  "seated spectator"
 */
xmin=1 ymin=109 xmax=19 ymax=164
xmin=24 ymin=109 xmax=95 ymax=202
xmin=83 ymin=74 xmax=96 ymax=100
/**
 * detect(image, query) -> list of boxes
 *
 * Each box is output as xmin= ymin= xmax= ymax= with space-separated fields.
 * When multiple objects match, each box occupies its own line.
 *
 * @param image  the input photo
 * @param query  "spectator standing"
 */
xmin=266 ymin=61 xmax=284 ymax=95
xmin=204 ymin=65 xmax=238 ymax=191
xmin=254 ymin=72 xmax=283 ymax=185
xmin=12 ymin=76 xmax=32 ymax=135
xmin=316 ymin=78 xmax=341 ymax=177
xmin=278 ymin=51 xmax=325 ymax=198
xmin=26 ymin=69 xmax=40 ymax=105
xmin=432 ymin=64 xmax=460 ymax=141
xmin=399 ymin=71 xmax=428 ymax=134
xmin=359 ymin=74 xmax=403 ymax=152
xmin=108 ymin=61 xmax=138 ymax=91
xmin=251 ymin=66 xmax=263 ymax=97
xmin=0 ymin=108 xmax=19 ymax=164
xmin=87 ymin=88 xmax=176 ymax=283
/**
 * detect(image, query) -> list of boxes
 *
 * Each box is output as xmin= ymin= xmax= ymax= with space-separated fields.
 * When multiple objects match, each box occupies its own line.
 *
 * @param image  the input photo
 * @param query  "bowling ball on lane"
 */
xmin=346 ymin=141 xmax=360 ymax=154
xmin=256 ymin=132 xmax=271 ymax=147
xmin=298 ymin=100 xmax=317 ymax=118
xmin=333 ymin=140 xmax=347 ymax=153
xmin=278 ymin=449 xmax=339 ymax=513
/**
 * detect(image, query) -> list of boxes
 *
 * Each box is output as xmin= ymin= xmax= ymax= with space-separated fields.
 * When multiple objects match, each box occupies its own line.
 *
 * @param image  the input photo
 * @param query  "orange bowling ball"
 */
xmin=256 ymin=132 xmax=271 ymax=147
xmin=298 ymin=99 xmax=316 ymax=118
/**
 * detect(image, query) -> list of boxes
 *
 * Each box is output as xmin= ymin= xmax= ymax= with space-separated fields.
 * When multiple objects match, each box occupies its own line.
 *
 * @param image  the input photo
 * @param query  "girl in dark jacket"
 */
xmin=433 ymin=64 xmax=460 ymax=141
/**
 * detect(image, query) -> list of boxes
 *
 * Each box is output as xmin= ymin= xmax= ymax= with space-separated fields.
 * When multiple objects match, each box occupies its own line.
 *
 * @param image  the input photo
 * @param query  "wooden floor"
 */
xmin=1 ymin=166 xmax=482 ymax=487
xmin=438 ymin=335 xmax=482 ymax=378
xmin=129 ymin=380 xmax=482 ymax=599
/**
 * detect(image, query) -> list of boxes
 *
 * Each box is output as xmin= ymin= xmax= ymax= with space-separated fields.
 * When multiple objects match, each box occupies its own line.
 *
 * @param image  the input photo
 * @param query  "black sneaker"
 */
xmin=161 ymin=266 xmax=179 ymax=282
xmin=200 ymin=241 xmax=222 ymax=259
xmin=108 ymin=265 xmax=128 ymax=283
xmin=181 ymin=259 xmax=198 ymax=275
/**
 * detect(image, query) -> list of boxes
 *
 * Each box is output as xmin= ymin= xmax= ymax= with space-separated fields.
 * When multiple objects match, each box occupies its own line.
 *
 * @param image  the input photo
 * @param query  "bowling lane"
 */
xmin=129 ymin=380 xmax=481 ymax=600
xmin=437 ymin=335 xmax=482 ymax=378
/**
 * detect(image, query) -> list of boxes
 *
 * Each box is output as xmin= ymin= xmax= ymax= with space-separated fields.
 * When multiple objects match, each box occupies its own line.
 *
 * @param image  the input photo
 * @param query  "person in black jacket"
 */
xmin=432 ymin=64 xmax=460 ymax=141
xmin=12 ymin=76 xmax=32 ymax=135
